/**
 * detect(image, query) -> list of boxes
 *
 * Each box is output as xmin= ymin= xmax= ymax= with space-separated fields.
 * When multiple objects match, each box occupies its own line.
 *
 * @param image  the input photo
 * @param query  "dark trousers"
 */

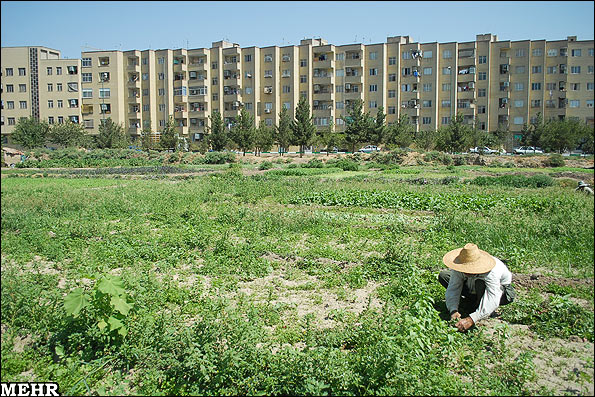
xmin=438 ymin=269 xmax=515 ymax=314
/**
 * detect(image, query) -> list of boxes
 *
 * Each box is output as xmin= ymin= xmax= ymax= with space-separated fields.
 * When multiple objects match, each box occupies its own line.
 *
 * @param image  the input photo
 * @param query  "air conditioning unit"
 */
xmin=264 ymin=108 xmax=271 ymax=113
xmin=246 ymin=73 xmax=252 ymax=78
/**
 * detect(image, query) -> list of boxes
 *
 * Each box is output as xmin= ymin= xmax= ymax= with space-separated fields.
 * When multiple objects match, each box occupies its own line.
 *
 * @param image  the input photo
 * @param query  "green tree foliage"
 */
xmin=276 ymin=106 xmax=294 ymax=155
xmin=208 ymin=110 xmax=227 ymax=151
xmin=47 ymin=120 xmax=87 ymax=148
xmin=315 ymin=120 xmax=343 ymax=155
xmin=342 ymin=99 xmax=373 ymax=153
xmin=230 ymin=108 xmax=256 ymax=156
xmin=541 ymin=118 xmax=583 ymax=153
xmin=140 ymin=126 xmax=154 ymax=152
xmin=368 ymin=107 xmax=386 ymax=146
xmin=254 ymin=120 xmax=275 ymax=156
xmin=11 ymin=117 xmax=50 ymax=149
xmin=387 ymin=114 xmax=415 ymax=149
xmin=435 ymin=112 xmax=472 ymax=153
xmin=96 ymin=118 xmax=129 ymax=149
xmin=291 ymin=97 xmax=316 ymax=158
xmin=521 ymin=112 xmax=546 ymax=148
xmin=159 ymin=116 xmax=180 ymax=151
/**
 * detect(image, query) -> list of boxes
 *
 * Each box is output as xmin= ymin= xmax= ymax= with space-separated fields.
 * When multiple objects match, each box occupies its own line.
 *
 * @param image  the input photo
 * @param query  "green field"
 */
xmin=2 ymin=162 xmax=594 ymax=395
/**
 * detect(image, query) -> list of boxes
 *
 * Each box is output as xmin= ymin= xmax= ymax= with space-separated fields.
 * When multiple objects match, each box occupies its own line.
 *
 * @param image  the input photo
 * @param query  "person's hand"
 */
xmin=450 ymin=311 xmax=461 ymax=321
xmin=455 ymin=317 xmax=474 ymax=332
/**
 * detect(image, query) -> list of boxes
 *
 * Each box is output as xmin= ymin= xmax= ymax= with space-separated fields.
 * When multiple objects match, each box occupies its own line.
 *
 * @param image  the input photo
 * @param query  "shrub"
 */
xmin=335 ymin=159 xmax=359 ymax=171
xmin=545 ymin=154 xmax=565 ymax=167
xmin=258 ymin=161 xmax=274 ymax=170
xmin=302 ymin=159 xmax=324 ymax=168
xmin=470 ymin=174 xmax=554 ymax=188
xmin=204 ymin=151 xmax=236 ymax=164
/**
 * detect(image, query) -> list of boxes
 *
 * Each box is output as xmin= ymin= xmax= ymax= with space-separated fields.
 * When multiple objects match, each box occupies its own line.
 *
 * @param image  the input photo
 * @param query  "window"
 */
xmin=67 ymin=66 xmax=78 ymax=74
xmin=282 ymin=85 xmax=291 ymax=93
xmin=513 ymin=116 xmax=524 ymax=125
xmin=369 ymin=51 xmax=377 ymax=60
xmin=546 ymin=83 xmax=556 ymax=90
xmin=282 ymin=69 xmax=290 ymax=77
xmin=571 ymin=49 xmax=581 ymax=57
xmin=82 ymin=57 xmax=91 ymax=67
xmin=159 ymin=104 xmax=165 ymax=112
xmin=590 ymin=48 xmax=595 ymax=56
xmin=560 ymin=48 xmax=567 ymax=56
xmin=369 ymin=68 xmax=378 ymax=76
xmin=547 ymin=66 xmax=557 ymax=74
xmin=6 ymin=84 xmax=14 ymax=92
xmin=300 ymin=59 xmax=307 ymax=67
xmin=388 ymin=90 xmax=396 ymax=98
xmin=571 ymin=83 xmax=580 ymax=91
xmin=424 ymin=50 xmax=433 ymax=58
xmin=369 ymin=84 xmax=378 ymax=92
xmin=158 ymin=73 xmax=164 ymax=80
xmin=82 ymin=88 xmax=93 ymax=98
xmin=423 ymin=83 xmax=432 ymax=92
xmin=386 ymin=106 xmax=395 ymax=114
xmin=67 ymin=82 xmax=78 ymax=92
xmin=401 ymin=84 xmax=411 ymax=92
xmin=515 ymin=49 xmax=525 ymax=57
xmin=388 ymin=56 xmax=396 ymax=65
xmin=48 ymin=117 xmax=55 ymax=124
xmin=157 ymin=57 xmax=165 ymax=64
xmin=56 ymin=83 xmax=62 ymax=91
xmin=245 ymin=87 xmax=253 ymax=95
xmin=478 ymin=72 xmax=487 ymax=80
xmin=69 ymin=99 xmax=79 ymax=108
xmin=443 ymin=50 xmax=452 ymax=59
xmin=477 ymin=105 xmax=486 ymax=114
xmin=402 ymin=51 xmax=411 ymax=60
xmin=18 ymin=68 xmax=26 ymax=76
xmin=569 ymin=100 xmax=579 ymax=108
xmin=142 ymin=73 xmax=149 ymax=80
xmin=82 ymin=73 xmax=92 ymax=82
xmin=336 ymin=101 xmax=344 ymax=109
xmin=531 ymin=100 xmax=541 ymax=108
xmin=264 ymin=70 xmax=272 ymax=78
xmin=212 ymin=62 xmax=218 ymax=69
xmin=335 ymin=85 xmax=343 ymax=93
xmin=336 ymin=69 xmax=344 ymax=77
xmin=19 ymin=101 xmax=27 ymax=109
xmin=369 ymin=101 xmax=377 ymax=108
xmin=99 ymin=88 xmax=111 ymax=98
xmin=244 ymin=54 xmax=252 ymax=62
xmin=5 ymin=68 xmax=13 ymax=76
xmin=47 ymin=67 xmax=52 ymax=75
xmin=423 ymin=67 xmax=432 ymax=75
xmin=532 ymin=66 xmax=542 ymax=74
xmin=212 ymin=77 xmax=218 ymax=85
xmin=478 ymin=55 xmax=487 ymax=64
xmin=442 ymin=67 xmax=451 ymax=75
xmin=388 ymin=73 xmax=396 ymax=82
xmin=6 ymin=101 xmax=14 ymax=109
xmin=264 ymin=54 xmax=273 ymax=62
xmin=19 ymin=84 xmax=26 ymax=92
xmin=587 ymin=82 xmax=594 ymax=91
xmin=441 ymin=100 xmax=451 ymax=108
xmin=422 ymin=100 xmax=432 ymax=108
xmin=478 ymin=88 xmax=486 ymax=97
xmin=547 ymin=49 xmax=558 ymax=57
xmin=442 ymin=83 xmax=451 ymax=92
xmin=532 ymin=48 xmax=543 ymax=56
xmin=588 ymin=66 xmax=594 ymax=74
xmin=8 ymin=118 xmax=16 ymax=125
xmin=531 ymin=83 xmax=542 ymax=90
xmin=422 ymin=117 xmax=431 ymax=125
xmin=56 ymin=67 xmax=62 ymax=75
xmin=57 ymin=100 xmax=63 ymax=108
xmin=570 ymin=66 xmax=581 ymax=74
xmin=514 ymin=82 xmax=524 ymax=91
xmin=335 ymin=53 xmax=344 ymax=61
xmin=58 ymin=116 xmax=64 ymax=124
xmin=514 ymin=100 xmax=524 ymax=108
xmin=442 ymin=117 xmax=450 ymax=125
xmin=300 ymin=91 xmax=307 ymax=98
xmin=142 ymin=89 xmax=149 ymax=96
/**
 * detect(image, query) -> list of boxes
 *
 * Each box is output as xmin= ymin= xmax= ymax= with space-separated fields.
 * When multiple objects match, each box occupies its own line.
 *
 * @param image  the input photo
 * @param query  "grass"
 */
xmin=1 ymin=160 xmax=593 ymax=395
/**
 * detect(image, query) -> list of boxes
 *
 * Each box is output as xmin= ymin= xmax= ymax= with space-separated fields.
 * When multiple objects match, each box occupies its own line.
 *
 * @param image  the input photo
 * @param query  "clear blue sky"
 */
xmin=2 ymin=1 xmax=593 ymax=59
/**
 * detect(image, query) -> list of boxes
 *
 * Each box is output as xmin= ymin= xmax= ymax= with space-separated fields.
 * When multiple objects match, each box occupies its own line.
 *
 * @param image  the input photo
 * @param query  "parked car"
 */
xmin=469 ymin=146 xmax=499 ymax=155
xmin=514 ymin=146 xmax=544 ymax=154
xmin=359 ymin=145 xmax=380 ymax=153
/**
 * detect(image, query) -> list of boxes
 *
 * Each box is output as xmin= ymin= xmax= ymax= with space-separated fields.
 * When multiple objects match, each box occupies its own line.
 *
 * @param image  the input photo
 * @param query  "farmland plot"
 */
xmin=1 ymin=163 xmax=593 ymax=396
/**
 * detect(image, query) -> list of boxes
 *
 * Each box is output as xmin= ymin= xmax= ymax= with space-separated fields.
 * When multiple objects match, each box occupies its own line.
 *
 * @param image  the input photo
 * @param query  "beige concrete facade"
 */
xmin=2 ymin=34 xmax=594 ymax=145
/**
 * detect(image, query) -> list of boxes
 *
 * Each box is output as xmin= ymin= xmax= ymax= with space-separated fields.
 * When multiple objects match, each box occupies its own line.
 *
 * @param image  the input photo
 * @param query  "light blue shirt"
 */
xmin=445 ymin=257 xmax=512 ymax=323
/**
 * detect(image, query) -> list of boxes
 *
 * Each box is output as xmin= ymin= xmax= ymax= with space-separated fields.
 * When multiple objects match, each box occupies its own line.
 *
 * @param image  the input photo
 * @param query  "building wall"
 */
xmin=2 ymin=35 xmax=594 ymax=146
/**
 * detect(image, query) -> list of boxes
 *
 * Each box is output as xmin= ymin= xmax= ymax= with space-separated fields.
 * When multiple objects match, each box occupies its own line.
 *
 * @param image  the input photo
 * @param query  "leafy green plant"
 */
xmin=258 ymin=161 xmax=274 ymax=170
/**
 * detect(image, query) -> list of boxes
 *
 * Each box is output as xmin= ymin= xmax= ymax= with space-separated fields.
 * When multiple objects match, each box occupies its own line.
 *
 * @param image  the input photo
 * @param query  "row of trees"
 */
xmin=8 ymin=99 xmax=594 ymax=154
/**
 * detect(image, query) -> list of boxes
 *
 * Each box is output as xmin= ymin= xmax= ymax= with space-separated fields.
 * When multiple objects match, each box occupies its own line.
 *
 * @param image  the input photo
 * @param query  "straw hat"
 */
xmin=442 ymin=243 xmax=496 ymax=274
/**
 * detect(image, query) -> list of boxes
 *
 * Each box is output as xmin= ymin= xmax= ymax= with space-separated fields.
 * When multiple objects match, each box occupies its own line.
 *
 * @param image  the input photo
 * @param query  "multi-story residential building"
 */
xmin=2 ymin=34 xmax=594 ymax=146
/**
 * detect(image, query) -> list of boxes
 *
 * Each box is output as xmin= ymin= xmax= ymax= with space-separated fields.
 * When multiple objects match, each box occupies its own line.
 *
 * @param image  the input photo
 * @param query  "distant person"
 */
xmin=438 ymin=243 xmax=516 ymax=332
xmin=575 ymin=181 xmax=594 ymax=195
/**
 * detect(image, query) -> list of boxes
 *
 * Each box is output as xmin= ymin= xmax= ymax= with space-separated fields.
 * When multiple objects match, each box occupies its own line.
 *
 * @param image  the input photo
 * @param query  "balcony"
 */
xmin=128 ymin=75 xmax=141 ymax=88
xmin=313 ymin=90 xmax=333 ymax=101
xmin=127 ymin=63 xmax=141 ymax=73
xmin=313 ymin=55 xmax=334 ymax=69
xmin=344 ymin=53 xmax=363 ymax=66
xmin=129 ymin=105 xmax=140 ymax=115
xmin=313 ymin=73 xmax=334 ymax=86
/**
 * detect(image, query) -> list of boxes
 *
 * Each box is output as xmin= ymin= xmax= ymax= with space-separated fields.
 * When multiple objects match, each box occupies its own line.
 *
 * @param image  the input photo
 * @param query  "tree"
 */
xmin=388 ymin=114 xmax=416 ymax=149
xmin=96 ymin=118 xmax=129 ymax=149
xmin=541 ymin=118 xmax=582 ymax=153
xmin=208 ymin=110 xmax=227 ymax=151
xmin=229 ymin=108 xmax=256 ymax=156
xmin=159 ymin=116 xmax=180 ymax=151
xmin=140 ymin=125 xmax=155 ymax=152
xmin=291 ymin=97 xmax=316 ymax=158
xmin=368 ymin=107 xmax=386 ymax=146
xmin=254 ymin=120 xmax=275 ymax=156
xmin=276 ymin=106 xmax=294 ymax=156
xmin=47 ymin=120 xmax=87 ymax=147
xmin=521 ymin=112 xmax=546 ymax=148
xmin=11 ymin=117 xmax=49 ymax=149
xmin=314 ymin=120 xmax=341 ymax=155
xmin=435 ymin=112 xmax=472 ymax=153
xmin=342 ymin=99 xmax=373 ymax=153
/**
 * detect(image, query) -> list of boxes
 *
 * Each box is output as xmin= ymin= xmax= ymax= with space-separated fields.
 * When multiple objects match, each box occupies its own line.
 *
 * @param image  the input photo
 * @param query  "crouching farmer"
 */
xmin=439 ymin=243 xmax=516 ymax=332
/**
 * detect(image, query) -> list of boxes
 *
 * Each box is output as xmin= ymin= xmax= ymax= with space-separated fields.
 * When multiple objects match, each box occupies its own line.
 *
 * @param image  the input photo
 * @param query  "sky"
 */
xmin=1 ymin=1 xmax=594 ymax=59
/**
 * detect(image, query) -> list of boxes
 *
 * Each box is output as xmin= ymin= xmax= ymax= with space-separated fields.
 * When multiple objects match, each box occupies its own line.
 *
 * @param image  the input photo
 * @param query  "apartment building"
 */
xmin=2 ymin=34 xmax=594 ymax=145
